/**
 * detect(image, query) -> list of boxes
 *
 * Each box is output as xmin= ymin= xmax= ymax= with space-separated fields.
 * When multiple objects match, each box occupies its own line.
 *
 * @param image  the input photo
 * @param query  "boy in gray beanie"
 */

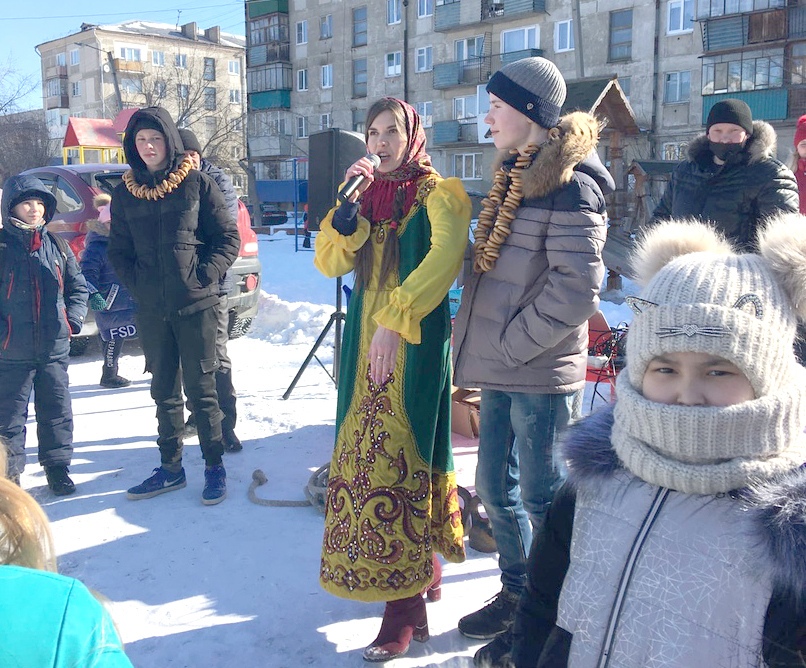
xmin=453 ymin=57 xmax=613 ymax=640
xmin=475 ymin=215 xmax=806 ymax=668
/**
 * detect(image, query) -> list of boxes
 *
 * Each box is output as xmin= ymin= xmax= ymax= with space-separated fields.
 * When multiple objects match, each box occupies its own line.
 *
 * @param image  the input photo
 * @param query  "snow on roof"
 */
xmin=92 ymin=20 xmax=245 ymax=49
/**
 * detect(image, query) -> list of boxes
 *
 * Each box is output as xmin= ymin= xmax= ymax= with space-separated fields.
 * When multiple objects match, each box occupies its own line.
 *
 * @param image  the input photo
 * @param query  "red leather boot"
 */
xmin=425 ymin=553 xmax=442 ymax=602
xmin=363 ymin=594 xmax=429 ymax=662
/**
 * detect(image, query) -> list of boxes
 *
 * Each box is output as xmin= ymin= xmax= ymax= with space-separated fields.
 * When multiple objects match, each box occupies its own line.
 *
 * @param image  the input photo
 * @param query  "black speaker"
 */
xmin=307 ymin=128 xmax=367 ymax=231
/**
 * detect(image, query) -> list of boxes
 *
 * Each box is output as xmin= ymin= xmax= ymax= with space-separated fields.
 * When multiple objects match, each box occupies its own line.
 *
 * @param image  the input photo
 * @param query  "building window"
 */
xmin=454 ymin=153 xmax=483 ymax=180
xmin=701 ymin=0 xmax=783 ymax=19
xmin=154 ymin=80 xmax=167 ymax=97
xmin=177 ymin=84 xmax=189 ymax=100
xmin=555 ymin=20 xmax=574 ymax=52
xmin=250 ymin=16 xmax=289 ymax=45
xmin=353 ymin=58 xmax=368 ymax=97
xmin=70 ymin=49 xmax=80 ymax=66
xmin=71 ymin=81 xmax=82 ymax=97
xmin=320 ymin=14 xmax=333 ymax=39
xmin=229 ymin=89 xmax=242 ymax=104
xmin=119 ymin=47 xmax=142 ymax=61
xmin=454 ymin=94 xmax=478 ymax=121
xmin=664 ymin=70 xmax=690 ymax=103
xmin=418 ymin=0 xmax=434 ymax=18
xmin=667 ymin=0 xmax=694 ymax=34
xmin=702 ymin=50 xmax=784 ymax=94
xmin=121 ymin=77 xmax=143 ymax=94
xmin=662 ymin=141 xmax=688 ymax=160
xmin=228 ymin=60 xmax=240 ymax=75
xmin=46 ymin=78 xmax=66 ymax=97
xmin=416 ymin=47 xmax=433 ymax=73
xmin=388 ymin=0 xmax=402 ymax=25
xmin=416 ymin=101 xmax=433 ymax=128
xmin=296 ymin=20 xmax=308 ymax=45
xmin=204 ymin=87 xmax=217 ymax=110
xmin=297 ymin=68 xmax=308 ymax=91
xmin=56 ymin=53 xmax=66 ymax=67
xmin=385 ymin=52 xmax=402 ymax=77
xmin=203 ymin=57 xmax=216 ymax=81
xmin=609 ymin=10 xmax=633 ymax=62
xmin=353 ymin=7 xmax=368 ymax=47
xmin=297 ymin=115 xmax=309 ymax=138
xmin=501 ymin=26 xmax=538 ymax=54
xmin=455 ymin=36 xmax=484 ymax=62
xmin=353 ymin=108 xmax=366 ymax=133
xmin=320 ymin=113 xmax=331 ymax=130
xmin=153 ymin=51 xmax=165 ymax=66
xmin=175 ymin=53 xmax=188 ymax=69
xmin=247 ymin=64 xmax=293 ymax=93
xmin=321 ymin=64 xmax=334 ymax=88
xmin=619 ymin=77 xmax=631 ymax=100
xmin=791 ymin=43 xmax=806 ymax=85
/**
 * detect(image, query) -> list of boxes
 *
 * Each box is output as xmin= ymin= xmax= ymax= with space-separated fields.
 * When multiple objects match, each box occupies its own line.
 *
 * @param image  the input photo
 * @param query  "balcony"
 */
xmin=702 ymin=88 xmax=788 ymax=122
xmin=248 ymin=133 xmax=296 ymax=158
xmin=114 ymin=58 xmax=144 ymax=73
xmin=432 ymin=120 xmax=479 ymax=146
xmin=435 ymin=0 xmax=542 ymax=32
xmin=248 ymin=43 xmax=291 ymax=67
xmin=46 ymin=94 xmax=69 ymax=110
xmin=248 ymin=89 xmax=291 ymax=110
xmin=433 ymin=50 xmax=543 ymax=89
xmin=702 ymin=7 xmax=788 ymax=53
xmin=247 ymin=0 xmax=288 ymax=19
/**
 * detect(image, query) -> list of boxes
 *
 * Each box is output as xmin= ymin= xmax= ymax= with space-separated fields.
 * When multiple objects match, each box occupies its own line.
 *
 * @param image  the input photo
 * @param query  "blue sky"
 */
xmin=1 ymin=0 xmax=246 ymax=110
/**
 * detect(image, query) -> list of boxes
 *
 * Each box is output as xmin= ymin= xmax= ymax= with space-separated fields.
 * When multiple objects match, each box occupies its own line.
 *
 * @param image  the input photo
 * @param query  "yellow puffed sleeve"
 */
xmin=373 ymin=177 xmax=471 ymax=344
xmin=313 ymin=203 xmax=372 ymax=278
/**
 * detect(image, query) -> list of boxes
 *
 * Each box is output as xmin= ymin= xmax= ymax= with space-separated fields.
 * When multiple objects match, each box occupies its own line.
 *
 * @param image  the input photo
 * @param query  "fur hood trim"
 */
xmin=564 ymin=404 xmax=806 ymax=603
xmin=85 ymin=218 xmax=109 ymax=237
xmin=687 ymin=119 xmax=777 ymax=166
xmin=492 ymin=111 xmax=602 ymax=200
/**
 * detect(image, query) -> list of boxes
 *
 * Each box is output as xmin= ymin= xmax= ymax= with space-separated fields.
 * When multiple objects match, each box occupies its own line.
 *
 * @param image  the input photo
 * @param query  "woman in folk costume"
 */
xmin=314 ymin=97 xmax=469 ymax=662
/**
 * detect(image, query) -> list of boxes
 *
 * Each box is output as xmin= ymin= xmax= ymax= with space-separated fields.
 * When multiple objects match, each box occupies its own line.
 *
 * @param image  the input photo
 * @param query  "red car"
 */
xmin=22 ymin=164 xmax=261 ymax=353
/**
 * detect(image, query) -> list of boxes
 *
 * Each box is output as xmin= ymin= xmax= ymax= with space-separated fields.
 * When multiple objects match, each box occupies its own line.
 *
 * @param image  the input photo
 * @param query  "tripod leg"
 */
xmin=282 ymin=311 xmax=338 ymax=400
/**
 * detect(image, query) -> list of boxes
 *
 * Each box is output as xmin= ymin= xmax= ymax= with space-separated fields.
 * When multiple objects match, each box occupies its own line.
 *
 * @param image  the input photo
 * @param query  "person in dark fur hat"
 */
xmin=650 ymin=98 xmax=798 ymax=251
xmin=475 ymin=216 xmax=806 ymax=668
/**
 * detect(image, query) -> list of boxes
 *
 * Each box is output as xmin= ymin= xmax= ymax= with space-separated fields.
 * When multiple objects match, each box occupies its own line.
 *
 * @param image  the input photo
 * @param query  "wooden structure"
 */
xmin=61 ymin=109 xmax=137 ymax=165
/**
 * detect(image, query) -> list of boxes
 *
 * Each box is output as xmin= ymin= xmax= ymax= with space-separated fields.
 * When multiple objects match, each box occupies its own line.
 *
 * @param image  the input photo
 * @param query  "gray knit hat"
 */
xmin=611 ymin=217 xmax=806 ymax=494
xmin=486 ymin=57 xmax=566 ymax=129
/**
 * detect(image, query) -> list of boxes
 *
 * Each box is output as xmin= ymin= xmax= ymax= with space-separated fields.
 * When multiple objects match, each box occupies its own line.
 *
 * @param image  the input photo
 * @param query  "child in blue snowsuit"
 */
xmin=81 ymin=193 xmax=137 ymax=388
xmin=0 ymin=175 xmax=88 ymax=495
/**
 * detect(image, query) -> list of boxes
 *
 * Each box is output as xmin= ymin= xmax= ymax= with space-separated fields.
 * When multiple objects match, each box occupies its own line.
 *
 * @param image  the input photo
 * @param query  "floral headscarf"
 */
xmin=359 ymin=98 xmax=437 ymax=224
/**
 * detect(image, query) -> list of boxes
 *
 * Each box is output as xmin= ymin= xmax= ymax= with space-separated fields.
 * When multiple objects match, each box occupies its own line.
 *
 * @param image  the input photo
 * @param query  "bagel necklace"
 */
xmin=123 ymin=155 xmax=194 ymax=201
xmin=473 ymin=143 xmax=540 ymax=273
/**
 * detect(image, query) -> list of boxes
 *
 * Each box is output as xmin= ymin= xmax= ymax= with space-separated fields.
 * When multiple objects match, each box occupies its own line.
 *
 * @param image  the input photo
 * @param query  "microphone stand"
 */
xmin=282 ymin=276 xmax=344 ymax=399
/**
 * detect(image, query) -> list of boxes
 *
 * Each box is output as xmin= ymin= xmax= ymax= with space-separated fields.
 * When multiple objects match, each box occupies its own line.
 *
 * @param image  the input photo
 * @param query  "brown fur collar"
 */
xmin=687 ymin=119 xmax=778 ymax=166
xmin=491 ymin=111 xmax=601 ymax=200
xmin=85 ymin=218 xmax=110 ymax=236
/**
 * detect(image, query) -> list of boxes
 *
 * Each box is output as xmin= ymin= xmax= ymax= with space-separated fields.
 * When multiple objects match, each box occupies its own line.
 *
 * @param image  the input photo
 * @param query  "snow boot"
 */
xmin=45 ymin=466 xmax=76 ymax=496
xmin=363 ymin=594 xmax=429 ymax=662
xmin=458 ymin=589 xmax=520 ymax=640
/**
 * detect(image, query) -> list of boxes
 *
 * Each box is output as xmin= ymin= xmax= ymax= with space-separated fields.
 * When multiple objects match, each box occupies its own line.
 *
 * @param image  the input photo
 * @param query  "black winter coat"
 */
xmin=199 ymin=158 xmax=240 ymax=295
xmin=0 ymin=175 xmax=88 ymax=362
xmin=650 ymin=121 xmax=798 ymax=251
xmin=108 ymin=107 xmax=239 ymax=317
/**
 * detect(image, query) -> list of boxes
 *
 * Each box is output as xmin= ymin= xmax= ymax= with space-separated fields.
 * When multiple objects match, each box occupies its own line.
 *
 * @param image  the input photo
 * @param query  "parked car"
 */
xmin=21 ymin=164 xmax=262 ymax=353
xmin=260 ymin=203 xmax=287 ymax=226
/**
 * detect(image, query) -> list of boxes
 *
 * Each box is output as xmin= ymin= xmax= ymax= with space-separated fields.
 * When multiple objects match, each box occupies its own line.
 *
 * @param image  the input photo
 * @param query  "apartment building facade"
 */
xmin=37 ymin=21 xmax=248 ymax=190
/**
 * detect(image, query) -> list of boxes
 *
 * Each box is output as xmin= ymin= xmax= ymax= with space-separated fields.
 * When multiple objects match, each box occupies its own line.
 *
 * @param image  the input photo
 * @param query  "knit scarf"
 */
xmin=611 ymin=370 xmax=806 ymax=495
xmin=359 ymin=99 xmax=437 ymax=224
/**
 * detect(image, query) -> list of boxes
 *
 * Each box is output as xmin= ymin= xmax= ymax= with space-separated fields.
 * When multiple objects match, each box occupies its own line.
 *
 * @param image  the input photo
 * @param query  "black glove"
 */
xmin=331 ymin=201 xmax=360 ymax=236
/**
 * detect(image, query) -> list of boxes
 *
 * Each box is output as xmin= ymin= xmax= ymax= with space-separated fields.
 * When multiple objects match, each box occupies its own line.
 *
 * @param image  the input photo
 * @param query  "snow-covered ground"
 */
xmin=20 ymin=231 xmax=632 ymax=667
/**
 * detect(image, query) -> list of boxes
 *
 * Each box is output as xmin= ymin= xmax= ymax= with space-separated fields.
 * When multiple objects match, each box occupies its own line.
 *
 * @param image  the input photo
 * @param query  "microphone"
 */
xmin=338 ymin=154 xmax=381 ymax=203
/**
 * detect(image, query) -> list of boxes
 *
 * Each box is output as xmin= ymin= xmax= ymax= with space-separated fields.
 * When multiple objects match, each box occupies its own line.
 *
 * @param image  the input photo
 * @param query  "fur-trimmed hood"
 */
xmin=563 ymin=405 xmax=806 ymax=603
xmin=687 ymin=119 xmax=778 ymax=167
xmin=492 ymin=111 xmax=614 ymax=200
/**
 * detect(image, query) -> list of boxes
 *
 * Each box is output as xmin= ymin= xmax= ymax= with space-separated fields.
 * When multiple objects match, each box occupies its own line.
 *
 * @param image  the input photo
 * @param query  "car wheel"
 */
xmin=228 ymin=315 xmax=252 ymax=339
xmin=69 ymin=336 xmax=91 ymax=357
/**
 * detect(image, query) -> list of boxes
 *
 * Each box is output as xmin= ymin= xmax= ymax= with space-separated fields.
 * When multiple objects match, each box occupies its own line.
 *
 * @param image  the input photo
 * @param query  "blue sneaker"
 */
xmin=127 ymin=467 xmax=186 ymax=500
xmin=202 ymin=464 xmax=227 ymax=505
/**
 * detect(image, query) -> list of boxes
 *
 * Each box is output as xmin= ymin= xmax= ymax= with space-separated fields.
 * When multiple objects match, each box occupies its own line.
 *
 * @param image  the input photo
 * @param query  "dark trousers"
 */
xmin=101 ymin=337 xmax=123 ymax=372
xmin=138 ymin=307 xmax=224 ymax=468
xmin=186 ymin=296 xmax=237 ymax=432
xmin=0 ymin=359 xmax=73 ymax=477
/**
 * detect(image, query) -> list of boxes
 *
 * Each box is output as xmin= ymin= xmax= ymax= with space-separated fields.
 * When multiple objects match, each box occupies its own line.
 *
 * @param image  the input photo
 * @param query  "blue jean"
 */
xmin=475 ymin=389 xmax=574 ymax=594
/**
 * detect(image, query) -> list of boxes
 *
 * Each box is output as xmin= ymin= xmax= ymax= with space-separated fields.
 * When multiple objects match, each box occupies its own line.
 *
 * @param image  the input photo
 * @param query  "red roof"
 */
xmin=63 ymin=117 xmax=121 ymax=149
xmin=112 ymin=108 xmax=138 ymax=133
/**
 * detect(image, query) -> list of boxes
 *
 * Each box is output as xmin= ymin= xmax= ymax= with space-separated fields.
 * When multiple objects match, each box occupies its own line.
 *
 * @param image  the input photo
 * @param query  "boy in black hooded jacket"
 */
xmin=109 ymin=107 xmax=239 ymax=506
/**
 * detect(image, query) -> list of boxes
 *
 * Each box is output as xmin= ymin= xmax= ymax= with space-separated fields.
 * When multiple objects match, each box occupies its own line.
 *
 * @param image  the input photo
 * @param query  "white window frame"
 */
xmin=56 ymin=53 xmax=66 ymax=67
xmin=385 ymin=51 xmax=402 ymax=77
xmin=667 ymin=0 xmax=694 ymax=35
xmin=664 ymin=70 xmax=691 ymax=103
xmin=229 ymin=89 xmax=242 ymax=104
xmin=69 ymin=49 xmax=80 ymax=66
xmin=662 ymin=141 xmax=688 ymax=160
xmin=453 ymin=153 xmax=483 ymax=180
xmin=297 ymin=68 xmax=308 ymax=91
xmin=388 ymin=0 xmax=402 ymax=25
xmin=152 ymin=51 xmax=165 ymax=67
xmin=296 ymin=20 xmax=308 ymax=45
xmin=228 ymin=60 xmax=240 ymax=75
xmin=175 ymin=53 xmax=188 ymax=69
xmin=119 ymin=46 xmax=142 ymax=62
xmin=415 ymin=46 xmax=433 ymax=73
xmin=321 ymin=64 xmax=333 ymax=89
xmin=418 ymin=0 xmax=434 ymax=18
xmin=177 ymin=83 xmax=189 ymax=99
xmin=71 ymin=81 xmax=82 ymax=97
xmin=501 ymin=26 xmax=539 ymax=54
xmin=455 ymin=36 xmax=484 ymax=62
xmin=320 ymin=14 xmax=333 ymax=39
xmin=453 ymin=94 xmax=477 ymax=121
xmin=415 ymin=101 xmax=433 ymax=128
xmin=320 ymin=113 xmax=331 ymax=130
xmin=297 ymin=115 xmax=309 ymax=139
xmin=555 ymin=20 xmax=574 ymax=52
